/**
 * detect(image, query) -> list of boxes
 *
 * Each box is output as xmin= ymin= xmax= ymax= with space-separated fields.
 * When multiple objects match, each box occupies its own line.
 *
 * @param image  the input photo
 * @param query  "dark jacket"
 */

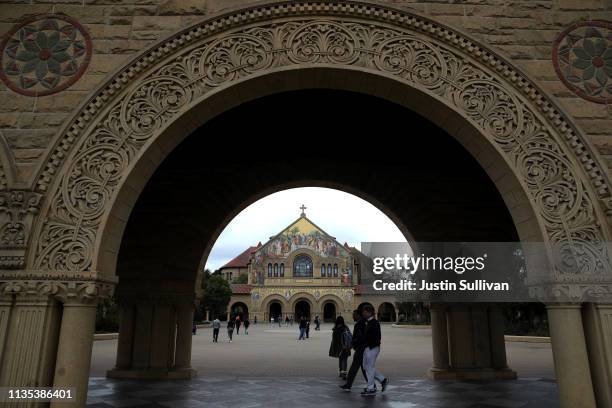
xmin=352 ymin=318 xmax=367 ymax=349
xmin=329 ymin=324 xmax=351 ymax=358
xmin=364 ymin=318 xmax=381 ymax=349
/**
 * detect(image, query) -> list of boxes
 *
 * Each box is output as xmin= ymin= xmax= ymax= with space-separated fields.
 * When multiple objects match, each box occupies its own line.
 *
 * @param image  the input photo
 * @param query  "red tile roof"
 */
xmin=231 ymin=284 xmax=252 ymax=294
xmin=220 ymin=245 xmax=258 ymax=269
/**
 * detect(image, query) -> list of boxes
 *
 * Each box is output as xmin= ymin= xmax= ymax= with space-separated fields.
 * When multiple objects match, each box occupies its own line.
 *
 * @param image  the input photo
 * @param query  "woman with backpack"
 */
xmin=329 ymin=316 xmax=352 ymax=380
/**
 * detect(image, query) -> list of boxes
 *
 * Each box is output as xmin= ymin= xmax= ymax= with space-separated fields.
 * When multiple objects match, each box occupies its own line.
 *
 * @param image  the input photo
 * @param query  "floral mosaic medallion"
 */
xmin=553 ymin=20 xmax=612 ymax=104
xmin=0 ymin=14 xmax=91 ymax=96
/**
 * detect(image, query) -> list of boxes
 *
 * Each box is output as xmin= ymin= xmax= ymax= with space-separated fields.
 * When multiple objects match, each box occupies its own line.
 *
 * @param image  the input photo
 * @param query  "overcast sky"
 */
xmin=204 ymin=187 xmax=407 ymax=271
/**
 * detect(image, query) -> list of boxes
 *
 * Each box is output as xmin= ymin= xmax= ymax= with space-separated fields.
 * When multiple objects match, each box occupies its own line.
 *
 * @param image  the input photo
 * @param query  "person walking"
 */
xmin=360 ymin=305 xmax=388 ymax=396
xmin=235 ymin=315 xmax=241 ymax=335
xmin=315 ymin=315 xmax=321 ymax=331
xmin=339 ymin=310 xmax=368 ymax=391
xmin=227 ymin=319 xmax=235 ymax=343
xmin=298 ymin=317 xmax=307 ymax=340
xmin=329 ymin=316 xmax=352 ymax=380
xmin=254 ymin=316 xmax=257 ymax=325
xmin=285 ymin=315 xmax=290 ymax=326
xmin=306 ymin=320 xmax=310 ymax=338
xmin=212 ymin=317 xmax=221 ymax=343
xmin=244 ymin=318 xmax=250 ymax=335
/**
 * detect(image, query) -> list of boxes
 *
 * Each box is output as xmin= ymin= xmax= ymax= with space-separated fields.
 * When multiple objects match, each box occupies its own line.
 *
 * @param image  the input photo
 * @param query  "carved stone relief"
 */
xmin=16 ymin=2 xmax=611 ymax=300
xmin=0 ymin=190 xmax=42 ymax=269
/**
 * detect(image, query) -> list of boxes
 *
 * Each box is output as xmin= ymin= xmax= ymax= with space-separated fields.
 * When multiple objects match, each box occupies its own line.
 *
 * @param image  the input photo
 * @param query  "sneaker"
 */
xmin=381 ymin=377 xmax=389 ymax=392
xmin=361 ymin=389 xmax=377 ymax=397
xmin=339 ymin=384 xmax=351 ymax=391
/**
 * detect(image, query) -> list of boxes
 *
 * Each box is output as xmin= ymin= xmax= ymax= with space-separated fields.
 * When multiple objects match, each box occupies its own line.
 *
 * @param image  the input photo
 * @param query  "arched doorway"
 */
xmin=294 ymin=300 xmax=311 ymax=321
xmin=378 ymin=303 xmax=396 ymax=323
xmin=11 ymin=2 xmax=610 ymax=406
xmin=230 ymin=302 xmax=249 ymax=320
xmin=269 ymin=302 xmax=282 ymax=322
xmin=323 ymin=302 xmax=337 ymax=322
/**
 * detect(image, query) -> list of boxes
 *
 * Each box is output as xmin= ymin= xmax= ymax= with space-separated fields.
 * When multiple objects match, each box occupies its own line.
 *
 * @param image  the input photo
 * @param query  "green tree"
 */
xmin=231 ymin=273 xmax=248 ymax=284
xmin=201 ymin=270 xmax=232 ymax=320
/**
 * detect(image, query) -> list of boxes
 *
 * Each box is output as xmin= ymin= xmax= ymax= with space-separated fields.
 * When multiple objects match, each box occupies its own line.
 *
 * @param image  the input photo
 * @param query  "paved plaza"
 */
xmin=89 ymin=324 xmax=559 ymax=407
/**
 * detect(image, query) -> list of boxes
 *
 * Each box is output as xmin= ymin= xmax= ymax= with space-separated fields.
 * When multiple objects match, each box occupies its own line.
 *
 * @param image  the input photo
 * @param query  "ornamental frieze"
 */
xmin=253 ymin=286 xmax=354 ymax=305
xmin=26 ymin=2 xmax=611 ymax=295
xmin=0 ymin=278 xmax=114 ymax=304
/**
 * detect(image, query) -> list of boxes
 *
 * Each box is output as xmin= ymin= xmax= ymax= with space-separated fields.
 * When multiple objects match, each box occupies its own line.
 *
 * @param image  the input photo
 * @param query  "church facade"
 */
xmin=221 ymin=209 xmax=397 ymax=323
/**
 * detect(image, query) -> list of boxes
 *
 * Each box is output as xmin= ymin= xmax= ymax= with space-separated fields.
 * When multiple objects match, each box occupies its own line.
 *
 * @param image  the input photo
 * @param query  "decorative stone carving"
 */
xmin=0 ymin=190 xmax=42 ymax=269
xmin=0 ymin=275 xmax=114 ymax=304
xmin=28 ymin=2 xmax=611 ymax=298
xmin=553 ymin=20 xmax=612 ymax=104
xmin=0 ymin=14 xmax=92 ymax=97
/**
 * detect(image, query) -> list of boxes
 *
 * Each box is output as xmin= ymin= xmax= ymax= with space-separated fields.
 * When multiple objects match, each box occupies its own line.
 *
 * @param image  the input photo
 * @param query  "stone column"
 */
xmin=175 ymin=303 xmax=196 ymax=377
xmin=582 ymin=303 xmax=612 ymax=408
xmin=149 ymin=304 xmax=176 ymax=370
xmin=51 ymin=302 xmax=97 ymax=408
xmin=547 ymin=304 xmax=596 ymax=408
xmin=108 ymin=292 xmax=197 ymax=380
xmin=0 ymin=284 xmax=62 ymax=408
xmin=447 ymin=304 xmax=473 ymax=370
xmin=115 ymin=301 xmax=135 ymax=369
xmin=427 ymin=303 xmax=450 ymax=379
xmin=430 ymin=303 xmax=516 ymax=380
xmin=488 ymin=305 xmax=509 ymax=370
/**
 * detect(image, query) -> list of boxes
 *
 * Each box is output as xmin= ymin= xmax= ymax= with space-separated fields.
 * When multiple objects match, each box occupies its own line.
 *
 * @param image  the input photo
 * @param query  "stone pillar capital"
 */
xmin=545 ymin=302 xmax=584 ymax=310
xmin=0 ymin=271 xmax=116 ymax=305
xmin=0 ymin=190 xmax=43 ymax=270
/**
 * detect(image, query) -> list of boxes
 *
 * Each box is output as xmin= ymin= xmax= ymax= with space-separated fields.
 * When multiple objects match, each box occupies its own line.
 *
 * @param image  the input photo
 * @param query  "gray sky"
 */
xmin=204 ymin=187 xmax=407 ymax=271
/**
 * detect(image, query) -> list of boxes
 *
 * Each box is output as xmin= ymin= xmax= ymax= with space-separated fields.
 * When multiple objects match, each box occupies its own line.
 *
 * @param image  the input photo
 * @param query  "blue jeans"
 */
xmin=299 ymin=328 xmax=306 ymax=339
xmin=363 ymin=346 xmax=385 ymax=391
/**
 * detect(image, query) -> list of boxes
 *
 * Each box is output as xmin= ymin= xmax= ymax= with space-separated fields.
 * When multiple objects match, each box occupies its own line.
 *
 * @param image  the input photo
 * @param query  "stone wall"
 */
xmin=0 ymin=0 xmax=610 ymax=188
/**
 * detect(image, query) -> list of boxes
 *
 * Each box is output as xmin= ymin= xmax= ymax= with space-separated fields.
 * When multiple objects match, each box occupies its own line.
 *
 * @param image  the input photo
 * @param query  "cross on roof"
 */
xmin=300 ymin=204 xmax=307 ymax=217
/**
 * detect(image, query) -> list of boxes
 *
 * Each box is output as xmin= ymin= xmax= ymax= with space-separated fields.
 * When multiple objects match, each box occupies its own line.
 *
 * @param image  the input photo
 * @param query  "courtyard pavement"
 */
xmin=89 ymin=323 xmax=559 ymax=407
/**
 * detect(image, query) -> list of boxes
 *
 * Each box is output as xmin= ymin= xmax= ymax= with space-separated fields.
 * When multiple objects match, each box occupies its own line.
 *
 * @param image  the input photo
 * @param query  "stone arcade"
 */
xmin=0 ymin=2 xmax=611 ymax=408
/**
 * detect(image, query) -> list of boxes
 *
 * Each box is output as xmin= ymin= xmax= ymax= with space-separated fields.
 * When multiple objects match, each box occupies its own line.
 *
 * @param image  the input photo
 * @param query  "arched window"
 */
xmin=274 ymin=263 xmax=278 ymax=277
xmin=280 ymin=263 xmax=284 ymax=277
xmin=333 ymin=264 xmax=338 ymax=277
xmin=321 ymin=264 xmax=326 ymax=277
xmin=268 ymin=263 xmax=272 ymax=277
xmin=327 ymin=264 xmax=332 ymax=277
xmin=293 ymin=254 xmax=313 ymax=278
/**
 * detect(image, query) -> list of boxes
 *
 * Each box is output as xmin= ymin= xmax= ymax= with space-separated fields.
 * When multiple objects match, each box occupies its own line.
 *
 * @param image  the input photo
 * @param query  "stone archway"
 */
xmin=269 ymin=302 xmax=282 ymax=322
xmin=27 ymin=1 xmax=611 ymax=285
xmin=261 ymin=294 xmax=288 ymax=322
xmin=230 ymin=302 xmax=249 ymax=320
xmin=294 ymin=299 xmax=312 ymax=321
xmin=1 ymin=2 xmax=611 ymax=407
xmin=323 ymin=302 xmax=337 ymax=322
xmin=378 ymin=302 xmax=397 ymax=322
